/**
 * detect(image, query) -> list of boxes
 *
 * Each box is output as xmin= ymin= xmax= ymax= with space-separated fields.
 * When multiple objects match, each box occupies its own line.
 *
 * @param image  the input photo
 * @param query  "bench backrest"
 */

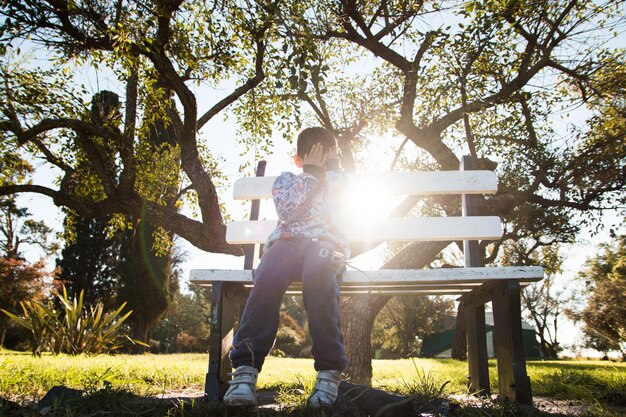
xmin=225 ymin=170 xmax=501 ymax=245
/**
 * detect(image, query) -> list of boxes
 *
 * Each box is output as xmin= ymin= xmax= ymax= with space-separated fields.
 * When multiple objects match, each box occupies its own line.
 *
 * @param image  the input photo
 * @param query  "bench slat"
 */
xmin=225 ymin=216 xmax=503 ymax=244
xmin=286 ymin=288 xmax=479 ymax=296
xmin=190 ymin=266 xmax=544 ymax=285
xmin=233 ymin=171 xmax=498 ymax=200
xmin=287 ymin=286 xmax=536 ymax=296
xmin=190 ymin=267 xmax=543 ymax=295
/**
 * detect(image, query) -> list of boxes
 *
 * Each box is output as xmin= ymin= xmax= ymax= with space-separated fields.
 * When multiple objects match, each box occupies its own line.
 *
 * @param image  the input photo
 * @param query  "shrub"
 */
xmin=273 ymin=311 xmax=307 ymax=357
xmin=174 ymin=332 xmax=207 ymax=353
xmin=1 ymin=299 xmax=57 ymax=356
xmin=2 ymin=285 xmax=145 ymax=355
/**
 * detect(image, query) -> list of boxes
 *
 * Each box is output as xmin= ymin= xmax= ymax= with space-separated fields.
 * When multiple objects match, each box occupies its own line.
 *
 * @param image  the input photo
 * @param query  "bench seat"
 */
xmin=190 ymin=266 xmax=543 ymax=295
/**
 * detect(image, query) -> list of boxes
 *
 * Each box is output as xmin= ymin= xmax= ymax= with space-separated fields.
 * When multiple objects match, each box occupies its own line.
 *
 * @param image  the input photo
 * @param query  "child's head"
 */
xmin=296 ymin=127 xmax=337 ymax=160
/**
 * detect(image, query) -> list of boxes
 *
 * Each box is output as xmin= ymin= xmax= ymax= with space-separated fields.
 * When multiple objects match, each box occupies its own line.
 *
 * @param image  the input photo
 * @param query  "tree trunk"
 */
xmin=129 ymin=314 xmax=158 ymax=354
xmin=451 ymin=302 xmax=468 ymax=360
xmin=341 ymin=294 xmax=391 ymax=384
xmin=121 ymin=221 xmax=172 ymax=353
xmin=341 ymin=241 xmax=450 ymax=384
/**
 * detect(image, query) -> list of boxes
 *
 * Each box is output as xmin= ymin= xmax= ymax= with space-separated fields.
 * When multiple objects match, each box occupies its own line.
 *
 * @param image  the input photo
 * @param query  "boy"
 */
xmin=224 ymin=127 xmax=349 ymax=408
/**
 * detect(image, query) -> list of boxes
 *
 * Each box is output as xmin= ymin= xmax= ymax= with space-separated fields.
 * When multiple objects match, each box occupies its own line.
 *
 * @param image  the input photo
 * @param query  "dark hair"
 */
xmin=296 ymin=127 xmax=336 ymax=158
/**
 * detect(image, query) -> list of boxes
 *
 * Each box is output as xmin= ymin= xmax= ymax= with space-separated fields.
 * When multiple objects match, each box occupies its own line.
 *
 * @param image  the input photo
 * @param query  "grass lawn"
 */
xmin=1 ymin=349 xmax=625 ymax=416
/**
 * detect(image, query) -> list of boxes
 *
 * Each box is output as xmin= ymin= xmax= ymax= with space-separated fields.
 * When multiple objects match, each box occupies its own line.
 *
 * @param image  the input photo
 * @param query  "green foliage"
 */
xmin=1 ymin=0 xmax=623 ymax=259
xmin=397 ymin=365 xmax=450 ymax=402
xmin=0 ymin=62 xmax=83 ymax=123
xmin=54 ymin=286 xmax=138 ymax=355
xmin=274 ymin=373 xmax=316 ymax=409
xmin=576 ymin=235 xmax=626 ymax=358
xmin=0 ymin=0 xmax=625 ymax=389
xmin=1 ymin=286 xmax=143 ymax=356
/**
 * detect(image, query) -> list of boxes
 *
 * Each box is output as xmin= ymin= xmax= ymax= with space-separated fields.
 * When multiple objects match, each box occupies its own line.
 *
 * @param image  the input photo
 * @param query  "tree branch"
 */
xmin=389 ymin=136 xmax=409 ymax=171
xmin=12 ymin=118 xmax=123 ymax=146
xmin=43 ymin=0 xmax=112 ymax=50
xmin=120 ymin=67 xmax=138 ymax=193
xmin=428 ymin=55 xmax=549 ymax=137
xmin=73 ymin=132 xmax=118 ymax=197
xmin=31 ymin=138 xmax=72 ymax=172
xmin=0 ymin=183 xmax=119 ymax=216
xmin=0 ymin=183 xmax=242 ymax=255
xmin=197 ymin=39 xmax=266 ymax=130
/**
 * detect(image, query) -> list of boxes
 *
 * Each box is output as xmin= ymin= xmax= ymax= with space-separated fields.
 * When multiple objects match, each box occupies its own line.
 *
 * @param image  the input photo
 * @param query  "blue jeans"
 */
xmin=229 ymin=238 xmax=348 ymax=372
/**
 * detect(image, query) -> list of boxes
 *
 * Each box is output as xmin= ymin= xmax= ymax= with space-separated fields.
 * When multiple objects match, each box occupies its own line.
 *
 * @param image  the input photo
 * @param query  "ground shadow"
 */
xmin=2 ymin=384 xmax=622 ymax=417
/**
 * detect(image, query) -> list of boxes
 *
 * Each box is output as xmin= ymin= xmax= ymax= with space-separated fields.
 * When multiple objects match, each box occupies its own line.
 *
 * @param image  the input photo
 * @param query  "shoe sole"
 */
xmin=223 ymin=397 xmax=257 ymax=407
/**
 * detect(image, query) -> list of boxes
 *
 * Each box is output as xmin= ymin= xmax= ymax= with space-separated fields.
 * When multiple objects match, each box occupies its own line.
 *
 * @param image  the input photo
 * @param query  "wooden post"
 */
xmin=492 ymin=281 xmax=533 ymax=404
xmin=243 ymin=161 xmax=266 ymax=269
xmin=460 ymin=155 xmax=491 ymax=397
xmin=204 ymin=161 xmax=266 ymax=401
xmin=205 ymin=281 xmax=248 ymax=399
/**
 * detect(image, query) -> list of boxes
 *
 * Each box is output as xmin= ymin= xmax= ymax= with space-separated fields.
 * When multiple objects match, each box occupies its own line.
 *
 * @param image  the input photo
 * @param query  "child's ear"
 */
xmin=294 ymin=154 xmax=303 ymax=168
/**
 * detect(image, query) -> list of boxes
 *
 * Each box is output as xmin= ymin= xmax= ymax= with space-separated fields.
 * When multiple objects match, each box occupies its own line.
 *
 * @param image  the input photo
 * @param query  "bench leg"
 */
xmin=205 ymin=281 xmax=248 ymax=401
xmin=492 ymin=281 xmax=533 ymax=405
xmin=464 ymin=302 xmax=491 ymax=397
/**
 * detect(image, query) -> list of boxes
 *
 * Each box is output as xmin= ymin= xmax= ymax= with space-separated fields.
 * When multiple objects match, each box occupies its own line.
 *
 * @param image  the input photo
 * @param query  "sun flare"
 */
xmin=342 ymin=176 xmax=393 ymax=221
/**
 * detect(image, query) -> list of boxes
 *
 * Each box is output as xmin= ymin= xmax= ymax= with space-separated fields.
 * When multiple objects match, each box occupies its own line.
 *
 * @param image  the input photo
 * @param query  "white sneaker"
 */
xmin=308 ymin=370 xmax=342 ymax=407
xmin=223 ymin=366 xmax=258 ymax=407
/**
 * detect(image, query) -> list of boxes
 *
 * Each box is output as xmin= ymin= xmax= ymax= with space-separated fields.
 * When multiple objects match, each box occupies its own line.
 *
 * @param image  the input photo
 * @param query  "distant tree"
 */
xmin=0 ymin=257 xmax=47 ymax=348
xmin=521 ymin=275 xmax=565 ymax=358
xmin=0 ymin=154 xmax=55 ymax=348
xmin=281 ymin=296 xmax=307 ymax=328
xmin=372 ymin=296 xmax=454 ymax=357
xmin=575 ymin=235 xmax=626 ymax=359
xmin=116 ymin=94 xmax=182 ymax=351
xmin=51 ymin=88 xmax=182 ymax=350
xmin=117 ymin=223 xmax=178 ymax=351
xmin=0 ymin=198 xmax=59 ymax=260
xmin=500 ymin=243 xmax=567 ymax=358
xmin=0 ymin=156 xmax=59 ymax=261
xmin=0 ymin=193 xmax=55 ymax=338
xmin=56 ymin=213 xmax=120 ymax=310
xmin=583 ymin=331 xmax=620 ymax=359
xmin=151 ymin=288 xmax=210 ymax=353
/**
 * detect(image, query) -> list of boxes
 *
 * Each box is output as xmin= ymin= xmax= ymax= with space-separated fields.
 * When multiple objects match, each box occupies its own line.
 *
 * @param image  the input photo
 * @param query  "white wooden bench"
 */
xmin=190 ymin=157 xmax=543 ymax=405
